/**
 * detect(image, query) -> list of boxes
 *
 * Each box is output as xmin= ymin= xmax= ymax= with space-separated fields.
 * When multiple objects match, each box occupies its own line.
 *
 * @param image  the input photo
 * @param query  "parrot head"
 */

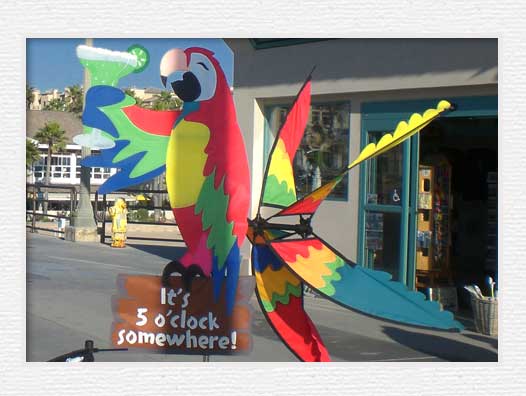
xmin=160 ymin=47 xmax=226 ymax=104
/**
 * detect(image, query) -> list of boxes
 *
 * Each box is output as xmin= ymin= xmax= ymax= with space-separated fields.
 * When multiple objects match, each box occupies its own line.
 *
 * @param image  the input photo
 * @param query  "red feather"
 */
xmin=122 ymin=106 xmax=181 ymax=136
xmin=266 ymin=295 xmax=330 ymax=362
xmin=183 ymin=48 xmax=250 ymax=246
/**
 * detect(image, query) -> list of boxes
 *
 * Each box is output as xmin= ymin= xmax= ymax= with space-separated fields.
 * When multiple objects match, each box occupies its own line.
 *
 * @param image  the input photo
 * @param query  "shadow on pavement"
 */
xmin=127 ymin=243 xmax=186 ymax=261
xmin=249 ymin=312 xmax=435 ymax=362
xmin=382 ymin=326 xmax=498 ymax=362
xmin=462 ymin=333 xmax=498 ymax=349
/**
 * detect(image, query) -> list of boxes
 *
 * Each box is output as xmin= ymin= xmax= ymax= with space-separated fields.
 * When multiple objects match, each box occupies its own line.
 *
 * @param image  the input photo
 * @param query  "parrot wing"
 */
xmin=268 ymin=235 xmax=464 ymax=331
xmin=77 ymin=85 xmax=182 ymax=194
xmin=252 ymin=244 xmax=330 ymax=361
xmin=270 ymin=100 xmax=455 ymax=218
xmin=258 ymin=73 xmax=312 ymax=209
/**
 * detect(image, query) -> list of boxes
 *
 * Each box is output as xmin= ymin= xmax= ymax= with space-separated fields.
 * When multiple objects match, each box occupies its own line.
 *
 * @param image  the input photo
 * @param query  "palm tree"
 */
xmin=26 ymin=84 xmax=34 ymax=109
xmin=26 ymin=139 xmax=40 ymax=175
xmin=152 ymin=91 xmax=182 ymax=110
xmin=43 ymin=98 xmax=66 ymax=111
xmin=65 ymin=85 xmax=83 ymax=115
xmin=34 ymin=122 xmax=67 ymax=214
xmin=124 ymin=88 xmax=143 ymax=106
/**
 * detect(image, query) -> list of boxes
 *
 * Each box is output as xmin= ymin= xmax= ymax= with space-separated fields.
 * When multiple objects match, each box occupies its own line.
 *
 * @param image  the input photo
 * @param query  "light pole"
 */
xmin=65 ymin=38 xmax=98 ymax=242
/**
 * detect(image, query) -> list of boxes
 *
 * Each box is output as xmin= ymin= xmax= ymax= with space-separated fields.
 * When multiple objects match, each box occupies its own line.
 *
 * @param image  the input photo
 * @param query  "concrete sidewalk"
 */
xmin=26 ymin=232 xmax=497 ymax=362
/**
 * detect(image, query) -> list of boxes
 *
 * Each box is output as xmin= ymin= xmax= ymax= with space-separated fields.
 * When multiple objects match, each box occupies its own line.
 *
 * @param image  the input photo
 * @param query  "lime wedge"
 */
xmin=127 ymin=44 xmax=150 ymax=73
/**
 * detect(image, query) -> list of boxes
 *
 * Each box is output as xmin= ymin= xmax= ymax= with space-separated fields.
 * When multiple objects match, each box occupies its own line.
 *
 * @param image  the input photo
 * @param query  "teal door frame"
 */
xmin=358 ymin=95 xmax=497 ymax=289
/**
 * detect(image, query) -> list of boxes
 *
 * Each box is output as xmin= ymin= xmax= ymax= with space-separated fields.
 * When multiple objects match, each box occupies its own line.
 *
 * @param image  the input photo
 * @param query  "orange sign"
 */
xmin=111 ymin=275 xmax=255 ymax=354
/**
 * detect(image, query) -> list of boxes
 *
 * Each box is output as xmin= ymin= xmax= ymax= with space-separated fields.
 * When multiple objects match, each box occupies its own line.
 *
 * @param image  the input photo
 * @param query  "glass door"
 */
xmin=359 ymin=96 xmax=497 ymax=289
xmin=360 ymin=130 xmax=414 ymax=282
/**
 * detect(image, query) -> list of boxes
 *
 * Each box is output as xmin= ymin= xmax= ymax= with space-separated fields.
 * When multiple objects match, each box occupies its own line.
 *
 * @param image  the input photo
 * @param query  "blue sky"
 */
xmin=26 ymin=38 xmax=233 ymax=91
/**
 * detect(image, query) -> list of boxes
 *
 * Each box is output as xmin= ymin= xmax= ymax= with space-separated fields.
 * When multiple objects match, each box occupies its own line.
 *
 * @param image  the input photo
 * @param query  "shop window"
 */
xmin=265 ymin=101 xmax=350 ymax=200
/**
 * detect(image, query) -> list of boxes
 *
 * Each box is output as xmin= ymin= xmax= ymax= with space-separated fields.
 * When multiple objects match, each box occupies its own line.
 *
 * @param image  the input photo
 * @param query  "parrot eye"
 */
xmin=188 ymin=53 xmax=217 ymax=101
xmin=197 ymin=61 xmax=209 ymax=71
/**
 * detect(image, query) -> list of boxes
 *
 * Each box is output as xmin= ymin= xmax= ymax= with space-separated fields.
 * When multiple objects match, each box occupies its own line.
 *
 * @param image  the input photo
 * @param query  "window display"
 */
xmin=416 ymin=160 xmax=453 ymax=287
xmin=266 ymin=102 xmax=350 ymax=200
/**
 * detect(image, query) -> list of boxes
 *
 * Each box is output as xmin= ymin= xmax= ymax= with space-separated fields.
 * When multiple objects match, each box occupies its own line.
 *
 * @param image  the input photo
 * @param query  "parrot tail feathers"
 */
xmin=212 ymin=242 xmax=241 ymax=316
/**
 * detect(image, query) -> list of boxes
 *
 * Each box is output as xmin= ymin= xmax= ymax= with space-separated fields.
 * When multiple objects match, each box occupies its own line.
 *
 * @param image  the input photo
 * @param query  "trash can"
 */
xmin=471 ymin=296 xmax=498 ymax=336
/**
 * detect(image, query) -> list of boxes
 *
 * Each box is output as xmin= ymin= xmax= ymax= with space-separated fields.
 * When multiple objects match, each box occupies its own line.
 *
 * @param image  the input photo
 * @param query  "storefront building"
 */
xmin=226 ymin=39 xmax=497 ymax=307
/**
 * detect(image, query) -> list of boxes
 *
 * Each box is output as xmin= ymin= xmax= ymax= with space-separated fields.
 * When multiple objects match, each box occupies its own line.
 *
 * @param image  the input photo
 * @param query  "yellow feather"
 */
xmin=348 ymin=100 xmax=452 ymax=169
xmin=267 ymin=138 xmax=296 ymax=196
xmin=255 ymin=265 xmax=301 ymax=304
xmin=287 ymin=245 xmax=338 ymax=289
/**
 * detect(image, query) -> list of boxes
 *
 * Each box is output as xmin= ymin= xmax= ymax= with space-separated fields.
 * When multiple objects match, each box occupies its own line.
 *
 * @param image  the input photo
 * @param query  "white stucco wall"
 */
xmin=226 ymin=38 xmax=497 ymax=263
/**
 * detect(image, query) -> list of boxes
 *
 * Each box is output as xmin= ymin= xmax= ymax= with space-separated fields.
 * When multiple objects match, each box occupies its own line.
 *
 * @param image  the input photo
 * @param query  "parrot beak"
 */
xmin=160 ymin=48 xmax=188 ymax=87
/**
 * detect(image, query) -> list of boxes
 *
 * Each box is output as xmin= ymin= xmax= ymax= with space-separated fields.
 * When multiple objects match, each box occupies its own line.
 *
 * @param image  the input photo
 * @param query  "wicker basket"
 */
xmin=471 ymin=296 xmax=498 ymax=336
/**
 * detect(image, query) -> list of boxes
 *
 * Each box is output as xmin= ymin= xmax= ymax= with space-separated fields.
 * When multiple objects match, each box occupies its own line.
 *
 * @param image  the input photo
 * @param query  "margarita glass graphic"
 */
xmin=77 ymin=44 xmax=149 ymax=87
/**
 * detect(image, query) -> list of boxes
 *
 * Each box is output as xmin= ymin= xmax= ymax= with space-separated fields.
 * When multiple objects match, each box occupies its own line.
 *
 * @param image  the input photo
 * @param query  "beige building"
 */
xmin=30 ymin=88 xmax=74 ymax=111
xmin=225 ymin=38 xmax=498 ymax=301
xmin=124 ymin=87 xmax=180 ymax=107
xmin=29 ymin=86 xmax=177 ymax=111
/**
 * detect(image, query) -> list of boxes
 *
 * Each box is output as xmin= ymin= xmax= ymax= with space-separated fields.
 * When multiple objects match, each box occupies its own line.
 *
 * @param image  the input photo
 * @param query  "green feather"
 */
xmin=319 ymin=256 xmax=345 ymax=296
xmin=194 ymin=170 xmax=236 ymax=270
xmin=263 ymin=174 xmax=297 ymax=207
xmin=99 ymin=94 xmax=170 ymax=178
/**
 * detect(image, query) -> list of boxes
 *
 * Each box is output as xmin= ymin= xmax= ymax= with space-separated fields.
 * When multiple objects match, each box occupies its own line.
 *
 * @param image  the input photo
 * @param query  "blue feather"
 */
xmin=80 ymin=85 xmax=171 ymax=194
xmin=211 ymin=242 xmax=241 ymax=316
xmin=81 ymin=141 xmax=166 ymax=194
xmin=82 ymin=86 xmax=125 ymax=138
xmin=330 ymin=264 xmax=464 ymax=331
xmin=270 ymin=238 xmax=463 ymax=331
xmin=252 ymin=245 xmax=283 ymax=273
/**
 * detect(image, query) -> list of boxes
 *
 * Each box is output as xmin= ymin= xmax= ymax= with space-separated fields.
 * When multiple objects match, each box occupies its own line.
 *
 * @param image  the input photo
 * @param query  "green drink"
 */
xmin=77 ymin=44 xmax=149 ymax=87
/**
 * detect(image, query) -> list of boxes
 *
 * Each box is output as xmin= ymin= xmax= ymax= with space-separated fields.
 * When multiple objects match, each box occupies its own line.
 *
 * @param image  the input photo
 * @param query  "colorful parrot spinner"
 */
xmin=75 ymin=44 xmax=249 ymax=316
xmin=75 ymin=43 xmax=463 ymax=362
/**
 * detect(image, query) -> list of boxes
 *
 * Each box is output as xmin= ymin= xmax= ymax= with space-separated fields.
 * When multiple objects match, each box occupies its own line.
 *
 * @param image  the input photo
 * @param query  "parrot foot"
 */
xmin=161 ymin=260 xmax=206 ymax=291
